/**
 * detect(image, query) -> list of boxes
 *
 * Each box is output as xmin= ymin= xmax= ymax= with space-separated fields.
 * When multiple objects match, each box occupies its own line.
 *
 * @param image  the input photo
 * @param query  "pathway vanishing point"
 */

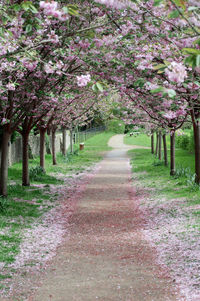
xmin=5 ymin=135 xmax=182 ymax=301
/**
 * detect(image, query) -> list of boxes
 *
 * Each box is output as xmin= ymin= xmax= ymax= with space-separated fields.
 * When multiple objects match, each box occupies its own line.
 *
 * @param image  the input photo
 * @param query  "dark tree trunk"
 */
xmin=40 ymin=128 xmax=46 ymax=171
xmin=170 ymin=130 xmax=175 ymax=176
xmin=158 ymin=132 xmax=162 ymax=160
xmin=163 ymin=134 xmax=168 ymax=166
xmin=155 ymin=133 xmax=159 ymax=156
xmin=52 ymin=128 xmax=57 ymax=165
xmin=193 ymin=121 xmax=200 ymax=184
xmin=0 ymin=129 xmax=11 ymax=196
xmin=70 ymin=129 xmax=73 ymax=153
xmin=62 ymin=127 xmax=67 ymax=156
xmin=22 ymin=132 xmax=30 ymax=186
xmin=151 ymin=132 xmax=154 ymax=154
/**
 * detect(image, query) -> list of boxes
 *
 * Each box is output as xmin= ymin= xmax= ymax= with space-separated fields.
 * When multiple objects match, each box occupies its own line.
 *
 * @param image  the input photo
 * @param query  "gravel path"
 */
xmin=0 ymin=135 xmax=182 ymax=301
xmin=26 ymin=135 xmax=181 ymax=301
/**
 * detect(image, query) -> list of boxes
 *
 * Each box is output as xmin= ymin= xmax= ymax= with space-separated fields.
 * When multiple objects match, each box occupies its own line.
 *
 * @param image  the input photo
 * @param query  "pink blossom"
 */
xmin=1 ymin=118 xmax=8 ymax=125
xmin=44 ymin=62 xmax=54 ymax=74
xmin=163 ymin=111 xmax=177 ymax=120
xmin=6 ymin=83 xmax=15 ymax=91
xmin=165 ymin=62 xmax=187 ymax=84
xmin=77 ymin=74 xmax=91 ymax=87
xmin=47 ymin=31 xmax=59 ymax=44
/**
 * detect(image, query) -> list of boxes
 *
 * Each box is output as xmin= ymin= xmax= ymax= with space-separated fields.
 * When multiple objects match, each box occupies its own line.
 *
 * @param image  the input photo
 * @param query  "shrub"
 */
xmin=176 ymin=134 xmax=190 ymax=150
xmin=176 ymin=129 xmax=194 ymax=153
xmin=29 ymin=166 xmax=45 ymax=180
xmin=106 ymin=119 xmax=125 ymax=134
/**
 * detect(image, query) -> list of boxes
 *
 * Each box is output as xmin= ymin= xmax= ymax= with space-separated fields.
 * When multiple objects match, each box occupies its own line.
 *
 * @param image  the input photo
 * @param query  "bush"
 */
xmin=29 ymin=166 xmax=45 ymax=180
xmin=176 ymin=134 xmax=190 ymax=150
xmin=176 ymin=129 xmax=194 ymax=153
xmin=106 ymin=119 xmax=125 ymax=134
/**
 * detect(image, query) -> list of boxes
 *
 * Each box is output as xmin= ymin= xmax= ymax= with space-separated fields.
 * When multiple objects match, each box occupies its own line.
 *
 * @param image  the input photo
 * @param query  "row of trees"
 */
xmin=0 ymin=0 xmax=117 ymax=195
xmin=88 ymin=0 xmax=200 ymax=179
xmin=0 ymin=0 xmax=200 ymax=196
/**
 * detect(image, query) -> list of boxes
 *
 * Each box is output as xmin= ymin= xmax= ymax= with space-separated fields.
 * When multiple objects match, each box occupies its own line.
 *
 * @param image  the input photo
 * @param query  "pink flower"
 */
xmin=165 ymin=62 xmax=187 ymax=84
xmin=1 ymin=118 xmax=8 ymax=125
xmin=44 ymin=62 xmax=54 ymax=74
xmin=163 ymin=111 xmax=177 ymax=120
xmin=77 ymin=74 xmax=91 ymax=87
xmin=6 ymin=82 xmax=15 ymax=91
xmin=47 ymin=31 xmax=59 ymax=44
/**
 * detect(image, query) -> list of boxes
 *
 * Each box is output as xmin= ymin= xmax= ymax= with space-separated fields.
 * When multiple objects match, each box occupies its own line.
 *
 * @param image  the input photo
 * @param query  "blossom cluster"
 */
xmin=165 ymin=62 xmax=188 ymax=84
xmin=39 ymin=1 xmax=68 ymax=21
xmin=77 ymin=74 xmax=91 ymax=87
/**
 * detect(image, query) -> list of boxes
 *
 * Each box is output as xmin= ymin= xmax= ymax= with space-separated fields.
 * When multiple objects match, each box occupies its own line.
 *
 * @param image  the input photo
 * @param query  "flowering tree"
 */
xmin=0 ymin=0 xmax=109 ymax=195
xmin=81 ymin=0 xmax=200 ymax=178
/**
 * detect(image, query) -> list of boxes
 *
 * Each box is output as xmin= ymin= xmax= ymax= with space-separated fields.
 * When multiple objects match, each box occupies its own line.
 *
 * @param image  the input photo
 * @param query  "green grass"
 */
xmin=124 ymin=132 xmax=151 ymax=147
xmin=0 ymin=132 xmax=113 ymax=280
xmin=125 ymin=132 xmax=199 ymax=231
xmin=8 ymin=132 xmax=113 ymax=184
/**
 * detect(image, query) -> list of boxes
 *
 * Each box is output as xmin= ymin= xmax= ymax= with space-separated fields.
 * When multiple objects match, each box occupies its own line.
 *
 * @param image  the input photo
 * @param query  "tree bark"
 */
xmin=158 ymin=132 xmax=162 ymax=160
xmin=62 ymin=127 xmax=67 ymax=156
xmin=163 ymin=134 xmax=168 ymax=166
xmin=151 ymin=132 xmax=154 ymax=154
xmin=193 ymin=121 xmax=200 ymax=184
xmin=170 ymin=130 xmax=175 ymax=176
xmin=40 ymin=128 xmax=46 ymax=171
xmin=52 ymin=128 xmax=57 ymax=165
xmin=22 ymin=132 xmax=30 ymax=186
xmin=155 ymin=132 xmax=159 ymax=156
xmin=70 ymin=129 xmax=73 ymax=153
xmin=0 ymin=129 xmax=11 ymax=196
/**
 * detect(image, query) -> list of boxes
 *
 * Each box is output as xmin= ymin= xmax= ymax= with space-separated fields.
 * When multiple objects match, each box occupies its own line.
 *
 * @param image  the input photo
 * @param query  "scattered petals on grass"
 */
xmin=0 ymin=165 xmax=100 ymax=298
xmin=135 ymin=191 xmax=200 ymax=301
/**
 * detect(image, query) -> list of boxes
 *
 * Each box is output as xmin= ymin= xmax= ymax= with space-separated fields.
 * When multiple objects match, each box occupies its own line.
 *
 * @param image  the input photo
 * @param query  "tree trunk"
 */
xmin=70 ymin=129 xmax=73 ymax=153
xmin=158 ymin=132 xmax=162 ymax=160
xmin=163 ymin=134 xmax=168 ymax=166
xmin=193 ymin=121 xmax=200 ymax=184
xmin=151 ymin=132 xmax=154 ymax=154
xmin=62 ymin=127 xmax=67 ymax=156
xmin=40 ymin=128 xmax=46 ymax=171
xmin=52 ymin=128 xmax=57 ymax=165
xmin=170 ymin=130 xmax=175 ymax=176
xmin=155 ymin=133 xmax=159 ymax=156
xmin=22 ymin=132 xmax=30 ymax=186
xmin=0 ymin=129 xmax=11 ymax=196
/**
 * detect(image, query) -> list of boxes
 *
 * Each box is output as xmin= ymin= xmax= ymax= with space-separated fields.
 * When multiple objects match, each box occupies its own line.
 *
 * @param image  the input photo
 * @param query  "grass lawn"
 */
xmin=125 ymin=132 xmax=200 ymax=299
xmin=0 ymin=132 xmax=113 ymax=286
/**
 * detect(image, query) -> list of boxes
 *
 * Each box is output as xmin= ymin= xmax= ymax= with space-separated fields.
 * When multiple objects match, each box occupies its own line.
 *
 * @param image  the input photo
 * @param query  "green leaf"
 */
xmin=165 ymin=89 xmax=176 ymax=98
xmin=184 ymin=55 xmax=196 ymax=68
xmin=153 ymin=64 xmax=166 ymax=70
xmin=92 ymin=84 xmax=98 ymax=93
xmin=193 ymin=39 xmax=200 ymax=46
xmin=25 ymin=24 xmax=32 ymax=33
xmin=173 ymin=0 xmax=186 ymax=10
xmin=96 ymin=82 xmax=104 ymax=92
xmin=182 ymin=48 xmax=200 ymax=55
xmin=63 ymin=6 xmax=69 ymax=14
xmin=153 ymin=0 xmax=163 ymax=6
xmin=188 ymin=6 xmax=200 ymax=11
xmin=67 ymin=4 xmax=79 ymax=16
xmin=168 ymin=9 xmax=180 ymax=18
xmin=196 ymin=55 xmax=200 ymax=67
xmin=150 ymin=87 xmax=164 ymax=94
xmin=29 ymin=4 xmax=38 ymax=14
xmin=11 ymin=4 xmax=21 ymax=12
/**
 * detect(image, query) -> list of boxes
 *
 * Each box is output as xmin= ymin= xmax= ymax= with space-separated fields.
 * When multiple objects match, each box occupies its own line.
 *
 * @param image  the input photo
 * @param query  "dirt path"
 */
xmin=3 ymin=135 xmax=181 ymax=301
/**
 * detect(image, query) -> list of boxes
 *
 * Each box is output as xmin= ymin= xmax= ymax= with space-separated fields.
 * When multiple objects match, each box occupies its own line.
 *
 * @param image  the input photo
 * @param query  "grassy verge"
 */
xmin=0 ymin=132 xmax=113 ymax=289
xmin=126 ymin=134 xmax=200 ymax=298
xmin=124 ymin=132 xmax=151 ymax=147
